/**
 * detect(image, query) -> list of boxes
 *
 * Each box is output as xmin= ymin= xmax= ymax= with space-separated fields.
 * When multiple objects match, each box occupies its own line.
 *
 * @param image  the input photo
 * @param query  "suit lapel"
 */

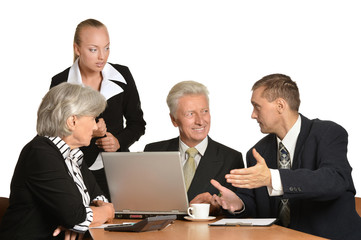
xmin=187 ymin=137 xmax=224 ymax=200
xmin=292 ymin=114 xmax=312 ymax=169
xmin=264 ymin=135 xmax=279 ymax=170
xmin=166 ymin=137 xmax=180 ymax=151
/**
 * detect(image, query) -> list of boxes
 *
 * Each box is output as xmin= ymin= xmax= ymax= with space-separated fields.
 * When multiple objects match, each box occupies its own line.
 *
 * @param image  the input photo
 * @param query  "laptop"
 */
xmin=101 ymin=152 xmax=189 ymax=219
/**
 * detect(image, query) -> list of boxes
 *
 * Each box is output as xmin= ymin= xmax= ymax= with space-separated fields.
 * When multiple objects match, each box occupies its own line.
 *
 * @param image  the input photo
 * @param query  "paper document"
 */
xmin=209 ymin=218 xmax=277 ymax=226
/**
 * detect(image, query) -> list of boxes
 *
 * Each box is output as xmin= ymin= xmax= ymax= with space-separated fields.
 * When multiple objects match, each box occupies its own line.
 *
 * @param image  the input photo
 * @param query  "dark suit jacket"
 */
xmin=51 ymin=63 xmax=146 ymax=165
xmin=144 ymin=136 xmax=244 ymax=201
xmin=0 ymin=136 xmax=104 ymax=240
xmin=51 ymin=63 xmax=146 ymax=199
xmin=236 ymin=114 xmax=361 ymax=240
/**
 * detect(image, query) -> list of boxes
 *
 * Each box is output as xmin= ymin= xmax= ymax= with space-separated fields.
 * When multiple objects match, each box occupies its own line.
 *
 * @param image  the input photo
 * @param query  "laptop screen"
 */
xmin=101 ymin=152 xmax=189 ymax=218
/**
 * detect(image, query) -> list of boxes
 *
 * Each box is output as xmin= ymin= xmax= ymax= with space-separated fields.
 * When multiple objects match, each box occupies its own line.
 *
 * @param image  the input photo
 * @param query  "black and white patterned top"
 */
xmin=47 ymin=136 xmax=108 ymax=232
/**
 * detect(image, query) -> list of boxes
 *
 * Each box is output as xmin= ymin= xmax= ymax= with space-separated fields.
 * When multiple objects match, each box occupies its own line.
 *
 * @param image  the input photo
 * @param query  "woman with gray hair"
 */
xmin=0 ymin=83 xmax=114 ymax=240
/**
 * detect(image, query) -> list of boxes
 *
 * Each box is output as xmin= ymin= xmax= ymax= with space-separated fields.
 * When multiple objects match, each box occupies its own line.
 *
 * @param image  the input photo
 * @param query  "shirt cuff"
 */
xmin=267 ymin=169 xmax=284 ymax=196
xmin=227 ymin=198 xmax=245 ymax=215
xmin=72 ymin=206 xmax=93 ymax=233
xmin=93 ymin=195 xmax=109 ymax=203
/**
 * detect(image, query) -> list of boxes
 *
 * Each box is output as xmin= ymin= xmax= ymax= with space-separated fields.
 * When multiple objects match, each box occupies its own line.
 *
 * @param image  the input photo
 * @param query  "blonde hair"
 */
xmin=166 ymin=81 xmax=209 ymax=118
xmin=37 ymin=83 xmax=106 ymax=137
xmin=73 ymin=18 xmax=106 ymax=62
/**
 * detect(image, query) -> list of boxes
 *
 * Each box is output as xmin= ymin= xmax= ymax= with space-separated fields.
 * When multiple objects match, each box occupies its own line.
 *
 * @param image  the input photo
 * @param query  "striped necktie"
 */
xmin=183 ymin=148 xmax=198 ymax=191
xmin=278 ymin=142 xmax=291 ymax=227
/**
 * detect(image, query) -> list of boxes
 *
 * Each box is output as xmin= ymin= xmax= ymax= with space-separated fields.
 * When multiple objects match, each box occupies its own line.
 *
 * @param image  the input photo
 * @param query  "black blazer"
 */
xmin=51 ymin=63 xmax=146 ymax=167
xmin=144 ymin=137 xmax=244 ymax=201
xmin=236 ymin=114 xmax=361 ymax=240
xmin=0 ymin=136 xmax=103 ymax=240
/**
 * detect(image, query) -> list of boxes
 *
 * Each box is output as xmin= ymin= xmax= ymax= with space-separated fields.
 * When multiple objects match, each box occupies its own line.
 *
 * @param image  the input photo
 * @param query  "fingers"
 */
xmin=252 ymin=148 xmax=265 ymax=164
xmin=95 ymin=132 xmax=120 ymax=152
xmin=52 ymin=226 xmax=62 ymax=236
xmin=210 ymin=179 xmax=224 ymax=191
xmin=225 ymin=148 xmax=271 ymax=189
xmin=210 ymin=195 xmax=218 ymax=206
xmin=212 ymin=194 xmax=231 ymax=210
xmin=226 ymin=171 xmax=258 ymax=189
xmin=106 ymin=202 xmax=115 ymax=221
xmin=70 ymin=231 xmax=80 ymax=240
xmin=78 ymin=233 xmax=84 ymax=240
xmin=92 ymin=200 xmax=106 ymax=206
xmin=211 ymin=194 xmax=222 ymax=206
xmin=210 ymin=180 xmax=235 ymax=210
xmin=65 ymin=230 xmax=82 ymax=240
xmin=93 ymin=118 xmax=107 ymax=137
xmin=64 ymin=231 xmax=70 ymax=240
xmin=64 ymin=230 xmax=72 ymax=240
xmin=56 ymin=227 xmax=84 ymax=240
xmin=190 ymin=192 xmax=212 ymax=203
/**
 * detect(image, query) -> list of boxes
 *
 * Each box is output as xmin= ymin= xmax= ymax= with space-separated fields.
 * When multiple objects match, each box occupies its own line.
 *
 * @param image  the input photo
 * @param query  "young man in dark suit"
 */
xmin=211 ymin=74 xmax=361 ymax=239
xmin=144 ymin=81 xmax=244 ymax=215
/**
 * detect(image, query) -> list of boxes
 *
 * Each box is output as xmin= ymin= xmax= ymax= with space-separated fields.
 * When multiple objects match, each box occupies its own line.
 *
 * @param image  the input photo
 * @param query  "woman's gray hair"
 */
xmin=37 ymin=83 xmax=106 ymax=137
xmin=166 ymin=80 xmax=209 ymax=118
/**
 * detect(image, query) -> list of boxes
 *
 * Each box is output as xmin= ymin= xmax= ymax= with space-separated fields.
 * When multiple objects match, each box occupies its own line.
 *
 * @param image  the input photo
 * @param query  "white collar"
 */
xmin=179 ymin=136 xmax=208 ymax=156
xmin=46 ymin=136 xmax=84 ymax=166
xmin=277 ymin=114 xmax=301 ymax=161
xmin=67 ymin=59 xmax=127 ymax=100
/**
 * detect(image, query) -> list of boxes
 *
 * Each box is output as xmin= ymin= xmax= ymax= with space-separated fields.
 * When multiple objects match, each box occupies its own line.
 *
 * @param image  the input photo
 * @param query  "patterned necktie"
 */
xmin=278 ymin=142 xmax=291 ymax=227
xmin=183 ymin=148 xmax=198 ymax=191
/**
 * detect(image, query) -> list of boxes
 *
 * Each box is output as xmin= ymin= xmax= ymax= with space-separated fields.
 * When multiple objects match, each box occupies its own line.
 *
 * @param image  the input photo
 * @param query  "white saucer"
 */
xmin=184 ymin=216 xmax=216 ymax=222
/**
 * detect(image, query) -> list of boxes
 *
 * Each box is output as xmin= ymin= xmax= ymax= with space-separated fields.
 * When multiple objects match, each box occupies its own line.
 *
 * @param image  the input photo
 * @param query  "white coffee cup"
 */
xmin=187 ymin=203 xmax=210 ymax=219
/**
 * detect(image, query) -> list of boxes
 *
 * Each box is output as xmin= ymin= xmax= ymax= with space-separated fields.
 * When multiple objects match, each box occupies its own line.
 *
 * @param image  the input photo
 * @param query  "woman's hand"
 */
xmin=53 ymin=226 xmax=84 ymax=240
xmin=93 ymin=118 xmax=107 ymax=137
xmin=95 ymin=132 xmax=120 ymax=152
xmin=90 ymin=201 xmax=115 ymax=227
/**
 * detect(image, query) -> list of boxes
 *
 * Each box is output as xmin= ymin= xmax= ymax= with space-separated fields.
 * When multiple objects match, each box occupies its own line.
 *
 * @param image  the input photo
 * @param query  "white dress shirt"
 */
xmin=67 ymin=59 xmax=128 ymax=171
xmin=268 ymin=115 xmax=301 ymax=196
xmin=179 ymin=137 xmax=208 ymax=167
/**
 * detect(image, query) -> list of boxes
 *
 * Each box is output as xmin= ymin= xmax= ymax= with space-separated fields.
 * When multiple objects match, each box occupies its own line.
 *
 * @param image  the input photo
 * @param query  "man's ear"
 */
xmin=276 ymin=98 xmax=287 ymax=113
xmin=170 ymin=113 xmax=178 ymax=127
xmin=66 ymin=115 xmax=77 ymax=131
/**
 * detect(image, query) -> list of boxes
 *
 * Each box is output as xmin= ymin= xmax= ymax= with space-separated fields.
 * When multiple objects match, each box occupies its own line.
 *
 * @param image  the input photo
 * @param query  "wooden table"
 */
xmin=89 ymin=218 xmax=327 ymax=240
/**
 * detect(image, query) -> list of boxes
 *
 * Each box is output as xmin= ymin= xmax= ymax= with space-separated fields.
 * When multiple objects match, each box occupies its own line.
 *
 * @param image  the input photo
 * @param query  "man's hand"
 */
xmin=191 ymin=192 xmax=221 ymax=215
xmin=210 ymin=179 xmax=243 ymax=213
xmin=226 ymin=148 xmax=271 ymax=189
xmin=95 ymin=132 xmax=120 ymax=152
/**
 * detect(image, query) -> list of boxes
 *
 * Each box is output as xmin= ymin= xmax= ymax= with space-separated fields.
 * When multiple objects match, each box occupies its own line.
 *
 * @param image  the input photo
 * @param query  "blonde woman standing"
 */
xmin=51 ymin=19 xmax=146 ymax=200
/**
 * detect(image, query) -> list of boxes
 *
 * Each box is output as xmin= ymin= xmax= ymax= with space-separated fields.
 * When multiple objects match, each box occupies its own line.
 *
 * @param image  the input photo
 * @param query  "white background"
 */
xmin=1 ymin=0 xmax=360 ymax=197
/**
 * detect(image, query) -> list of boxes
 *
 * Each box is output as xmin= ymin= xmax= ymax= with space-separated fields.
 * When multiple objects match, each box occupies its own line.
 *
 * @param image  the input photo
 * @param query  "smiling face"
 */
xmin=171 ymin=94 xmax=211 ymax=147
xmin=251 ymin=86 xmax=281 ymax=134
xmin=74 ymin=26 xmax=110 ymax=74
